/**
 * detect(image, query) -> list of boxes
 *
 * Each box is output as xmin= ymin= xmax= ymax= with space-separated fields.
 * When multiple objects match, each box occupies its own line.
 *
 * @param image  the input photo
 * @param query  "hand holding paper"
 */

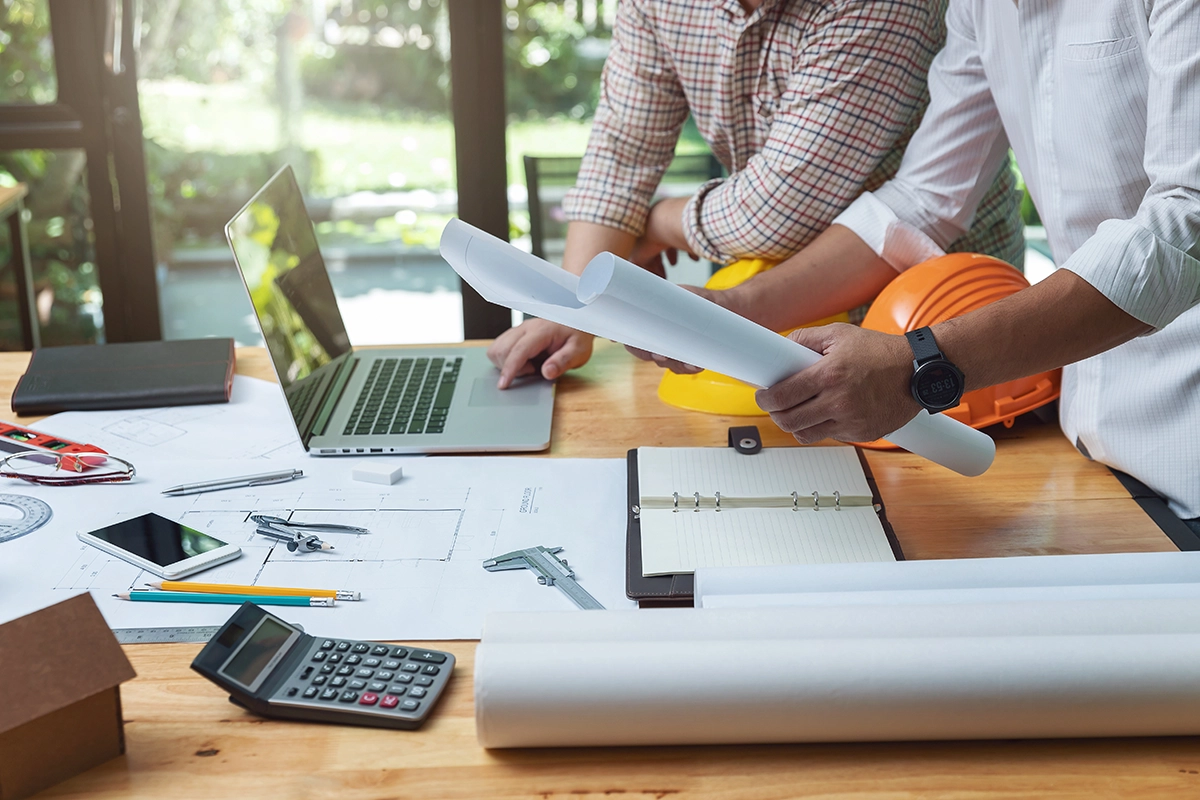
xmin=440 ymin=219 xmax=995 ymax=476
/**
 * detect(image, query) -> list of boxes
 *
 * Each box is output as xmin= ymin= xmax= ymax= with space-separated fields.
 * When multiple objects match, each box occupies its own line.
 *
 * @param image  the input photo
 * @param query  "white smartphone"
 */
xmin=77 ymin=512 xmax=242 ymax=579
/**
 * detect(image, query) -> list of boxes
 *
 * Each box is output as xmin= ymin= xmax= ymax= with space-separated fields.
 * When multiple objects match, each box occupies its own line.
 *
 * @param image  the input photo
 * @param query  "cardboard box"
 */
xmin=0 ymin=593 xmax=136 ymax=799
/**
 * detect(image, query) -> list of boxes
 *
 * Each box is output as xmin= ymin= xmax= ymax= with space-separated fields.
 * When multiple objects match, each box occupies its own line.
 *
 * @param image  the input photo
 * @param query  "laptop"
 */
xmin=225 ymin=165 xmax=554 ymax=455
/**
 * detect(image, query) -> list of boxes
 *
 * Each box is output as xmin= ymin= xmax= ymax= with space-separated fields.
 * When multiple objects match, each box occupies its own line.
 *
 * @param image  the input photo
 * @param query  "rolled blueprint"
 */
xmin=440 ymin=219 xmax=994 ymax=476
xmin=475 ymin=604 xmax=1200 ymax=747
xmin=694 ymin=551 xmax=1200 ymax=608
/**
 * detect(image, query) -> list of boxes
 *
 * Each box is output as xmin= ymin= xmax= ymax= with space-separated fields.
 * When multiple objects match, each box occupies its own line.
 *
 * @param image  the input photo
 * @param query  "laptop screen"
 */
xmin=226 ymin=166 xmax=352 ymax=393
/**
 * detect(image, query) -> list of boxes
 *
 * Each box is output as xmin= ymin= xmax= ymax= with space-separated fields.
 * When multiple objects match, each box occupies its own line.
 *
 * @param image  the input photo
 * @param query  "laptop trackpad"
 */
xmin=469 ymin=376 xmax=542 ymax=407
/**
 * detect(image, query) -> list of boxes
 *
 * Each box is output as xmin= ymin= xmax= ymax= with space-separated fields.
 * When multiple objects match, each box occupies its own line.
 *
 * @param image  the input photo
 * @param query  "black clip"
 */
xmin=728 ymin=426 xmax=762 ymax=455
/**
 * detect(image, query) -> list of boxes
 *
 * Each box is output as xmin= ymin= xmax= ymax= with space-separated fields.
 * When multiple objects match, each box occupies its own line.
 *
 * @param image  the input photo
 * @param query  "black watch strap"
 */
xmin=905 ymin=327 xmax=942 ymax=365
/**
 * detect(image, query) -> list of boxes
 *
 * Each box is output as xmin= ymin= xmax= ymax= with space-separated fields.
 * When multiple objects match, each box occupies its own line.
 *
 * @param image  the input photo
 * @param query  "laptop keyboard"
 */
xmin=287 ymin=377 xmax=323 ymax=422
xmin=343 ymin=357 xmax=462 ymax=436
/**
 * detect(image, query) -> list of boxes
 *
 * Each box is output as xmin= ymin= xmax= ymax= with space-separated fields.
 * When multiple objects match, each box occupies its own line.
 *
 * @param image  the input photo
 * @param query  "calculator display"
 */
xmin=221 ymin=617 xmax=294 ymax=688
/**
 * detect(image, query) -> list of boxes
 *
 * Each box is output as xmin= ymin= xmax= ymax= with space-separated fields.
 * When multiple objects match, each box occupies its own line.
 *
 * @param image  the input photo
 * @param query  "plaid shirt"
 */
xmin=563 ymin=0 xmax=1023 ymax=267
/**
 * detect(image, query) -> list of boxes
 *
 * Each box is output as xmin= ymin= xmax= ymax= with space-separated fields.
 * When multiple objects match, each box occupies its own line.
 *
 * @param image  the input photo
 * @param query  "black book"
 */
xmin=12 ymin=338 xmax=235 ymax=415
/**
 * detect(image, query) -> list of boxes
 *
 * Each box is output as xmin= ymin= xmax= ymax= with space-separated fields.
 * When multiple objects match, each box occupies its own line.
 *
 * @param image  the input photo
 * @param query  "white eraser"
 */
xmin=351 ymin=460 xmax=405 ymax=485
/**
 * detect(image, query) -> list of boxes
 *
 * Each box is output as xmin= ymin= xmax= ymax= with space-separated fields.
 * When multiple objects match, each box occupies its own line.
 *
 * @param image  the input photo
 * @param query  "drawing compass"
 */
xmin=250 ymin=514 xmax=355 ymax=553
xmin=483 ymin=545 xmax=605 ymax=610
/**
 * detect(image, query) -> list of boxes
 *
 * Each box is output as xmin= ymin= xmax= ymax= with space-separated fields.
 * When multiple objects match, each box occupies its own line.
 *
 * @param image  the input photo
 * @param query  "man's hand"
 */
xmin=488 ymin=318 xmax=595 ymax=389
xmin=624 ymin=285 xmax=737 ymax=373
xmin=755 ymin=324 xmax=921 ymax=444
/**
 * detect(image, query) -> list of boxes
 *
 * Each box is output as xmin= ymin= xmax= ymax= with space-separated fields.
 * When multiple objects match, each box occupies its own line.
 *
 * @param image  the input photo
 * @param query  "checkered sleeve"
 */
xmin=682 ymin=0 xmax=947 ymax=263
xmin=561 ymin=0 xmax=690 ymax=237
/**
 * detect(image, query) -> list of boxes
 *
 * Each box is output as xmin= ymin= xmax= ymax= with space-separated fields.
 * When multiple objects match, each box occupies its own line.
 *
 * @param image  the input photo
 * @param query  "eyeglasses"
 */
xmin=0 ymin=451 xmax=136 ymax=486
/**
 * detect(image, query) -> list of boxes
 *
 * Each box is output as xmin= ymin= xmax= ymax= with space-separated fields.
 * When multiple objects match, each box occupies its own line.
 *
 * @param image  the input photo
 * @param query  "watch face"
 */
xmin=914 ymin=362 xmax=963 ymax=410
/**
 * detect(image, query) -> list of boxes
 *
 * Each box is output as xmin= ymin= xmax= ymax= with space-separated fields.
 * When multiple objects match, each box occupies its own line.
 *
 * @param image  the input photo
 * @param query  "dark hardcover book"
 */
xmin=12 ymin=338 xmax=236 ymax=415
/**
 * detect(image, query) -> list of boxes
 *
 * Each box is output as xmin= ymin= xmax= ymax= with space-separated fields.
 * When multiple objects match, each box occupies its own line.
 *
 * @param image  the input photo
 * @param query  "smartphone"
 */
xmin=77 ymin=512 xmax=242 ymax=579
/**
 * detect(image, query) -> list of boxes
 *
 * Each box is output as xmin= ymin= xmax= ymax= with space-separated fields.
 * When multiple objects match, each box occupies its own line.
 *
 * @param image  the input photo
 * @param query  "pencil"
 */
xmin=148 ymin=580 xmax=361 ymax=602
xmin=114 ymin=590 xmax=334 ymax=607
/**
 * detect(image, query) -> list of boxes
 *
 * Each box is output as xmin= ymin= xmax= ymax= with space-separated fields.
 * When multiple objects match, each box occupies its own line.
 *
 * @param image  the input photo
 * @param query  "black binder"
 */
xmin=625 ymin=428 xmax=903 ymax=607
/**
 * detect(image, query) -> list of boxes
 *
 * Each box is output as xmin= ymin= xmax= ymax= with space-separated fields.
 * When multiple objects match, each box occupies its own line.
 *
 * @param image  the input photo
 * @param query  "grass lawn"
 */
xmin=139 ymin=79 xmax=707 ymax=198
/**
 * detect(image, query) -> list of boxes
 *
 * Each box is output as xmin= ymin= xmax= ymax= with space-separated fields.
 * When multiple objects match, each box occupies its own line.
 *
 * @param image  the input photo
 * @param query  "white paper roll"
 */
xmin=439 ymin=220 xmax=995 ymax=476
xmin=475 ymin=604 xmax=1200 ymax=747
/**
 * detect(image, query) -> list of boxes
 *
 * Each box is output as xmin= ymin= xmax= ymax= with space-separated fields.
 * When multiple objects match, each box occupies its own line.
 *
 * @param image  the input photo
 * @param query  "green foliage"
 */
xmin=0 ymin=0 xmax=56 ymax=103
xmin=504 ymin=1 xmax=605 ymax=119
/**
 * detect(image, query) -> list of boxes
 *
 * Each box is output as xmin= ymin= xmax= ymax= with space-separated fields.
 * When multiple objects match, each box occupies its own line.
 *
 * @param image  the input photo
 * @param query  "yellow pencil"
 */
xmin=148 ymin=580 xmax=360 ymax=601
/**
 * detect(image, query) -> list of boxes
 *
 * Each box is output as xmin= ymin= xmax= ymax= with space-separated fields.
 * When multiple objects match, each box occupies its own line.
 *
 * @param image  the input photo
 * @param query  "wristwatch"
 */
xmin=904 ymin=326 xmax=964 ymax=412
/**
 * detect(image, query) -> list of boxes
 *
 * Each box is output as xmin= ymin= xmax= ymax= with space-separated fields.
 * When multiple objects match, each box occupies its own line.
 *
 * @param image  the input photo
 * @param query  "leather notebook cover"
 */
xmin=12 ymin=338 xmax=236 ymax=415
xmin=625 ymin=446 xmax=903 ymax=608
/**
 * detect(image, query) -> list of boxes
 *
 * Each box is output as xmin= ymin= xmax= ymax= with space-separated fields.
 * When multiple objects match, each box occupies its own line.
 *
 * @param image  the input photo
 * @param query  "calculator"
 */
xmin=191 ymin=602 xmax=455 ymax=730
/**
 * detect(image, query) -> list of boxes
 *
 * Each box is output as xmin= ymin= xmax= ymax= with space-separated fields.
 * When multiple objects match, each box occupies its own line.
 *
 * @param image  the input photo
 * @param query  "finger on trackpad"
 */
xmin=469 ymin=376 xmax=541 ymax=406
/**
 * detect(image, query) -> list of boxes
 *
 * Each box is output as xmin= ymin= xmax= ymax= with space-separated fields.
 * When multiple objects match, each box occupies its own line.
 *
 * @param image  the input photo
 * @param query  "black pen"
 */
xmin=161 ymin=468 xmax=304 ymax=496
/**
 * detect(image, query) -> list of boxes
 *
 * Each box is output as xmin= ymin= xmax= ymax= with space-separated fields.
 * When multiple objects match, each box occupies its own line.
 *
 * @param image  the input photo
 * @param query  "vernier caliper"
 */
xmin=482 ymin=546 xmax=605 ymax=610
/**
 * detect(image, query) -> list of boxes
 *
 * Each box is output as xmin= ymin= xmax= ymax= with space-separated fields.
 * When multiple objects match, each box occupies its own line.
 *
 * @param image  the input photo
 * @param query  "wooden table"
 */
xmin=5 ymin=343 xmax=1196 ymax=799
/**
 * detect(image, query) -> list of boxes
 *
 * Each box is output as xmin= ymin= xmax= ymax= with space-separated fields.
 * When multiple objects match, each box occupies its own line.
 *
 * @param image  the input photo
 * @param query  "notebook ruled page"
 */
xmin=638 ymin=446 xmax=872 ymax=503
xmin=640 ymin=507 xmax=895 ymax=576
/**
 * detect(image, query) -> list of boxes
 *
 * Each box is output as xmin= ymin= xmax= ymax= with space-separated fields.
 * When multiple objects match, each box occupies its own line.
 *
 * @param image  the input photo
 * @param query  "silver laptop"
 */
xmin=225 ymin=165 xmax=554 ymax=455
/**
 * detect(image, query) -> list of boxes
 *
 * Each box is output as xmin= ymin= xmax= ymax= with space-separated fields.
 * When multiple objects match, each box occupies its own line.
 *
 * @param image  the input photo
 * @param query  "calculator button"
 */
xmin=346 ymin=655 xmax=362 ymax=666
xmin=387 ymin=685 xmax=407 ymax=696
xmin=335 ymin=642 xmax=351 ymax=652
xmin=352 ymin=643 xmax=371 ymax=654
xmin=320 ymin=664 xmax=335 ymax=675
xmin=286 ymin=687 xmax=299 ymax=697
xmin=312 ymin=675 xmax=328 ymax=686
xmin=320 ymin=640 xmax=335 ymax=650
xmin=377 ymin=671 xmax=395 ymax=681
xmin=364 ymin=657 xmax=382 ymax=667
xmin=371 ymin=645 xmax=389 ymax=656
xmin=368 ymin=681 xmax=387 ymax=693
xmin=359 ymin=693 xmax=380 ymax=706
xmin=421 ymin=665 xmax=440 ymax=675
xmin=320 ymin=688 xmax=339 ymax=701
xmin=356 ymin=668 xmax=374 ymax=678
xmin=394 ymin=673 xmax=413 ymax=684
xmin=401 ymin=663 xmax=420 ymax=673
xmin=337 ymin=666 xmax=354 ymax=676
xmin=311 ymin=652 xmax=328 ymax=662
xmin=349 ymin=679 xmax=367 ymax=690
xmin=408 ymin=686 xmax=428 ymax=699
xmin=415 ymin=676 xmax=434 ymax=687
xmin=339 ymin=691 xmax=359 ymax=703
xmin=300 ymin=667 xmax=313 ymax=679
xmin=328 ymin=653 xmax=343 ymax=664
xmin=409 ymin=650 xmax=447 ymax=664
xmin=400 ymin=699 xmax=420 ymax=712
xmin=380 ymin=694 xmax=400 ymax=709
xmin=331 ymin=677 xmax=347 ymax=688
xmin=304 ymin=687 xmax=319 ymax=699
xmin=390 ymin=647 xmax=409 ymax=658
xmin=383 ymin=659 xmax=401 ymax=670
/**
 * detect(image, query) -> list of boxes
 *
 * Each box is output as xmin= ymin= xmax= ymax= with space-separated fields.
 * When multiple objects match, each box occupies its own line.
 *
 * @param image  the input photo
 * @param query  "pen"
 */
xmin=162 ymin=469 xmax=304 ymax=496
xmin=114 ymin=590 xmax=334 ymax=607
xmin=148 ymin=580 xmax=361 ymax=601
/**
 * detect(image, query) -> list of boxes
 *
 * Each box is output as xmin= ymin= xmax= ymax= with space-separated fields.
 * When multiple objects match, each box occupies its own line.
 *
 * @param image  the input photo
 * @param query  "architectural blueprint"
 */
xmin=0 ymin=454 xmax=633 ymax=640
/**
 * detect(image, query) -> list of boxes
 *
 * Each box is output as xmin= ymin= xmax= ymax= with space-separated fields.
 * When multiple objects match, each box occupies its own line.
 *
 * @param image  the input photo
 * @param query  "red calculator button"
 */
xmin=359 ymin=693 xmax=379 ymax=706
xmin=380 ymin=694 xmax=400 ymax=709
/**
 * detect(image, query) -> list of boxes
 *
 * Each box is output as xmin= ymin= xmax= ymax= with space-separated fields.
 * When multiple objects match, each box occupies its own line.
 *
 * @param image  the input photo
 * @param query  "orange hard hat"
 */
xmin=860 ymin=253 xmax=1060 ymax=447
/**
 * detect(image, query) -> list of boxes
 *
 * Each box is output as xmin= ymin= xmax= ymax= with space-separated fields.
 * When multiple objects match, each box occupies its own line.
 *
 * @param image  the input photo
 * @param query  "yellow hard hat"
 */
xmin=657 ymin=259 xmax=849 ymax=416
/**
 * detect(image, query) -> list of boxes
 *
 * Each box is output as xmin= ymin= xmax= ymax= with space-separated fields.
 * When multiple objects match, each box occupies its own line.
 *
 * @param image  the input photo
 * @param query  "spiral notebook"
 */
xmin=630 ymin=445 xmax=902 ymax=589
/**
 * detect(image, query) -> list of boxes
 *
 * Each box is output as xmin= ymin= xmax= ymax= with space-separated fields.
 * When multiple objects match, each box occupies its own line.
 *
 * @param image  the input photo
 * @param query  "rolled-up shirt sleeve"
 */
xmin=1053 ymin=0 xmax=1200 ymax=330
xmin=832 ymin=0 xmax=1011 ymax=271
xmin=561 ymin=0 xmax=689 ymax=237
xmin=682 ymin=0 xmax=951 ymax=264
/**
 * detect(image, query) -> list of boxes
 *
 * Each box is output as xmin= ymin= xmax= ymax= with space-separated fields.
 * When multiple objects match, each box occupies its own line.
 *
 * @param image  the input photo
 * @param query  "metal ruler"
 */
xmin=112 ymin=626 xmax=222 ymax=644
xmin=0 ymin=493 xmax=52 ymax=543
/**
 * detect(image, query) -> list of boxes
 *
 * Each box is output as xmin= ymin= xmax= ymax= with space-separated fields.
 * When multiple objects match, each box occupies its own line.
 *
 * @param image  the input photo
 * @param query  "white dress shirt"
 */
xmin=834 ymin=0 xmax=1200 ymax=517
